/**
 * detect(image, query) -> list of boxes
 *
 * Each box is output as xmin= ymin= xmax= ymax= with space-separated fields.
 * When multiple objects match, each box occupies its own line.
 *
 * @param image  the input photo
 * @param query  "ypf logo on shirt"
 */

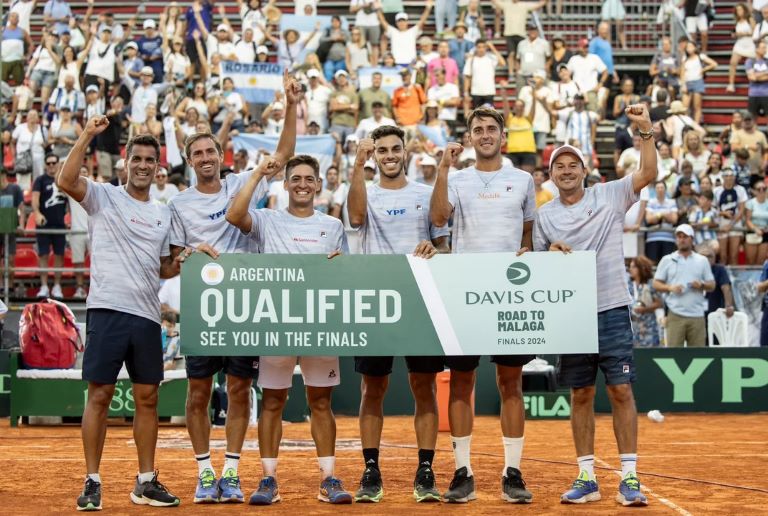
xmin=201 ymin=262 xmax=225 ymax=286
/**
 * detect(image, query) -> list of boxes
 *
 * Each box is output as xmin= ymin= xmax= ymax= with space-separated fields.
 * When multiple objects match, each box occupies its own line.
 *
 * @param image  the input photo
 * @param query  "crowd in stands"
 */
xmin=1 ymin=0 xmax=767 ymax=348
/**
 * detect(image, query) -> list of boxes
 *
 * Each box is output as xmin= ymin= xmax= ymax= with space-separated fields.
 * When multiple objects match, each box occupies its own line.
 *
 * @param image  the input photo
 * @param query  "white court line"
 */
xmin=594 ymin=457 xmax=692 ymax=516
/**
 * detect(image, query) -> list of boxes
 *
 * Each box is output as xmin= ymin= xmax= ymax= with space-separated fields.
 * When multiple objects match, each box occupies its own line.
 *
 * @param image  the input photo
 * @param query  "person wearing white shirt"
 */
xmin=428 ymin=68 xmax=461 ymax=124
xmin=206 ymin=24 xmax=238 ymax=63
xmin=463 ymin=39 xmax=503 ymax=108
xmin=84 ymin=27 xmax=117 ymax=89
xmin=150 ymin=168 xmax=180 ymax=205
xmin=234 ymin=28 xmax=258 ymax=63
xmin=130 ymin=68 xmax=159 ymax=126
xmin=567 ymin=39 xmax=609 ymax=116
xmin=376 ymin=3 xmax=434 ymax=66
xmin=9 ymin=0 xmax=36 ymax=33
xmin=355 ymin=102 xmax=396 ymax=139
xmin=306 ymin=69 xmax=333 ymax=130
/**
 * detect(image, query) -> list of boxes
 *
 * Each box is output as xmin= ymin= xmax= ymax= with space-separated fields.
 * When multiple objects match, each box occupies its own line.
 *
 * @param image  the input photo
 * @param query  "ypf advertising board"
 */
xmin=180 ymin=252 xmax=598 ymax=356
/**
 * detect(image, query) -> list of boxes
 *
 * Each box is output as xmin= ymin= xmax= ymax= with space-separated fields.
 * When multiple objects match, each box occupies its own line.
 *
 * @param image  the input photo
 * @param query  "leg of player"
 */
xmin=443 ymin=369 xmax=477 ymax=503
xmin=496 ymin=365 xmax=533 ymax=503
xmin=78 ymin=382 xmax=116 ymax=511
xmin=185 ymin=377 xmax=219 ymax=503
xmin=356 ymin=374 xmax=388 ymax=503
xmin=129 ymin=383 xmax=180 ymax=507
xmin=217 ymin=375 xmax=251 ymax=503
xmin=309 ymin=386 xmax=352 ymax=505
xmin=250 ymin=388 xmax=287 ymax=505
xmin=607 ymin=384 xmax=647 ymax=507
xmin=409 ymin=372 xmax=440 ymax=503
xmin=561 ymin=385 xmax=602 ymax=504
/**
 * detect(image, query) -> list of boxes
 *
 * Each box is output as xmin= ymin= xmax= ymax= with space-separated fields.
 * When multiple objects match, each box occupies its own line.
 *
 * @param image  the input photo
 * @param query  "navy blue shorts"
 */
xmin=36 ymin=231 xmax=66 ymax=256
xmin=82 ymin=309 xmax=163 ymax=385
xmin=354 ymin=356 xmax=445 ymax=377
xmin=185 ymin=356 xmax=260 ymax=380
xmin=556 ymin=306 xmax=636 ymax=389
xmin=444 ymin=354 xmax=535 ymax=372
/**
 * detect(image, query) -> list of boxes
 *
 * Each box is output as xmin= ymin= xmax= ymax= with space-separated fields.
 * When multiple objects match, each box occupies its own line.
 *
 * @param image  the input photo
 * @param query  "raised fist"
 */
xmin=84 ymin=115 xmax=110 ymax=137
xmin=440 ymin=142 xmax=463 ymax=170
xmin=356 ymin=138 xmax=375 ymax=167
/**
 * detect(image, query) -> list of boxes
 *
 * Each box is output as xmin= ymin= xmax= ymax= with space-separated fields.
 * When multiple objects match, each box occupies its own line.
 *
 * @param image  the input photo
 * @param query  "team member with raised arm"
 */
xmin=534 ymin=104 xmax=656 ymax=507
xmin=346 ymin=125 xmax=448 ymax=503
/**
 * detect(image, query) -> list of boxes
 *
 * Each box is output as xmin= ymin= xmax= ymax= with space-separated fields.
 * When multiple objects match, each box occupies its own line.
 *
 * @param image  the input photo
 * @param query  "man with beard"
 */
xmin=534 ymin=104 xmax=656 ymax=507
xmin=347 ymin=125 xmax=448 ymax=503
xmin=226 ymin=155 xmax=351 ymax=506
xmin=430 ymin=107 xmax=536 ymax=504
xmin=167 ymin=72 xmax=299 ymax=504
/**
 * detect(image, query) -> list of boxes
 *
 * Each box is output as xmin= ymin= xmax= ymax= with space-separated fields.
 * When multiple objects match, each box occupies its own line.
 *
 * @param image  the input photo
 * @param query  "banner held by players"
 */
xmin=180 ymin=252 xmax=599 ymax=357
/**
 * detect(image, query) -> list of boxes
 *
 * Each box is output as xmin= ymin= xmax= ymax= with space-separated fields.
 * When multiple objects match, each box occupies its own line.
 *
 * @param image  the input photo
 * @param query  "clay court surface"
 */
xmin=1 ymin=414 xmax=766 ymax=515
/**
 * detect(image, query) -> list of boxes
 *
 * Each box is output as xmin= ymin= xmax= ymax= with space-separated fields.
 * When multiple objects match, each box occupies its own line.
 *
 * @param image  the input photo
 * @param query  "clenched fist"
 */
xmin=356 ymin=138 xmax=375 ymax=167
xmin=439 ymin=142 xmax=463 ymax=171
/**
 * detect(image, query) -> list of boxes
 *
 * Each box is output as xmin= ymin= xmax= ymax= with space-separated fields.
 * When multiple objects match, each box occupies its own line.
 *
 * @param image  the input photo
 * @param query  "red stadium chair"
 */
xmin=13 ymin=247 xmax=38 ymax=279
xmin=25 ymin=216 xmax=36 ymax=231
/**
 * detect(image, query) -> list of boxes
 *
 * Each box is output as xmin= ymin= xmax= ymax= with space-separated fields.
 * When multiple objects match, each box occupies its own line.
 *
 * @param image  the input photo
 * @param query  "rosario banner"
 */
xmin=180 ymin=252 xmax=598 ymax=356
xmin=223 ymin=61 xmax=284 ymax=104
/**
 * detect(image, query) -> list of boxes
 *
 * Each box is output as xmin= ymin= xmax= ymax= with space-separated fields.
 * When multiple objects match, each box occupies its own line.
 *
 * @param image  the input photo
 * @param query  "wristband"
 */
xmin=637 ymin=127 xmax=653 ymax=140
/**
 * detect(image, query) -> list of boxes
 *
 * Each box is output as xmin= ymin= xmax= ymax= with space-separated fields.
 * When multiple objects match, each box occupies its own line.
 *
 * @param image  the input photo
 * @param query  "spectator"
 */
xmin=427 ymin=40 xmax=459 ymax=87
xmin=746 ymin=182 xmax=768 ymax=263
xmin=130 ymin=67 xmax=160 ymax=130
xmin=306 ymin=68 xmax=333 ymax=131
xmin=650 ymin=37 xmax=680 ymax=98
xmin=150 ymin=168 xmax=180 ymax=205
xmin=731 ymin=147 xmax=753 ymax=190
xmin=491 ymin=0 xmax=546 ymax=78
xmin=700 ymin=175 xmax=714 ymax=196
xmin=325 ymin=165 xmax=345 ymax=218
xmin=43 ymin=0 xmax=73 ymax=36
xmin=658 ymin=142 xmax=679 ymax=190
xmin=612 ymin=78 xmax=640 ymax=167
xmin=350 ymin=0 xmax=381 ymax=64
xmin=518 ymin=70 xmax=552 ymax=166
xmin=428 ymin=67 xmax=462 ymax=130
xmin=462 ymin=39 xmax=503 ymax=109
xmin=50 ymin=107 xmax=82 ymax=159
xmin=234 ymin=28 xmax=258 ymax=64
xmin=392 ymin=68 xmax=426 ymax=139
xmin=675 ymin=178 xmax=698 ymax=223
xmin=715 ymin=169 xmax=749 ymax=265
xmin=28 ymin=30 xmax=60 ymax=111
xmin=681 ymin=132 xmax=711 ymax=178
xmin=645 ymin=180 xmax=679 ymax=263
xmin=550 ymin=64 xmax=579 ymax=116
xmin=48 ymin=74 xmax=86 ymax=123
xmin=137 ymin=104 xmax=162 ymax=140
xmin=590 ymin=22 xmax=620 ymax=86
xmin=262 ymin=100 xmax=285 ymax=136
xmin=211 ymin=77 xmax=247 ymax=133
xmin=320 ymin=16 xmax=349 ymax=81
xmin=532 ymin=168 xmax=553 ymax=207
xmin=745 ymin=40 xmax=768 ymax=124
xmin=616 ymin=134 xmax=644 ymax=178
xmin=662 ymin=100 xmax=705 ymax=159
xmin=415 ymin=36 xmax=439 ymax=75
xmin=689 ymin=189 xmax=719 ymax=245
xmin=329 ymin=70 xmax=360 ymax=144
xmin=66 ymin=165 xmax=89 ymax=299
xmin=416 ymin=155 xmax=438 ymax=186
xmin=697 ymin=242 xmax=737 ymax=324
xmin=164 ymin=36 xmax=193 ymax=92
xmin=567 ymin=38 xmax=609 ymax=117
xmin=731 ymin=110 xmax=768 ymax=174
xmin=601 ymin=0 xmax=627 ymax=50
xmin=434 ymin=0 xmax=459 ymax=36
xmin=1 ymin=12 xmax=33 ymax=86
xmin=753 ymin=4 xmax=768 ymax=41
xmin=727 ymin=4 xmax=757 ymax=92
xmin=516 ymin=23 xmax=551 ymax=79
xmin=9 ymin=0 xmax=37 ymax=34
xmin=32 ymin=154 xmax=68 ymax=299
xmin=447 ymin=21 xmax=474 ymax=74
xmin=12 ymin=109 xmax=47 ymax=191
xmin=237 ymin=0 xmax=269 ymax=42
xmin=682 ymin=0 xmax=710 ymax=51
xmin=184 ymin=0 xmax=213 ymax=75
xmin=83 ymin=26 xmax=118 ymax=92
xmin=500 ymin=79 xmax=536 ymax=171
xmin=0 ymin=170 xmax=26 ymax=256
xmin=718 ymin=111 xmax=742 ymax=157
xmin=98 ymin=12 xmax=125 ymax=44
xmin=313 ymin=179 xmax=334 ymax=214
xmin=758 ymin=260 xmax=768 ymax=347
xmin=358 ymin=71 xmax=391 ymax=120
xmin=175 ymin=82 xmax=211 ymax=121
xmin=549 ymin=34 xmax=572 ymax=82
xmin=653 ymin=224 xmax=715 ymax=348
xmin=680 ymin=41 xmax=717 ymax=124
xmin=564 ymin=93 xmax=599 ymax=167
xmin=161 ymin=312 xmax=181 ymax=370
xmin=377 ymin=2 xmax=434 ymax=67
xmin=628 ymin=256 xmax=662 ymax=347
xmin=94 ymin=95 xmax=125 ymax=181
xmin=421 ymin=100 xmax=450 ymax=147
xmin=460 ymin=0 xmax=487 ymax=43
xmin=355 ymin=101 xmax=396 ymax=140
xmin=673 ymin=159 xmax=700 ymax=196
xmin=264 ymin=25 xmax=319 ymax=71
xmin=699 ymin=152 xmax=723 ymax=188
xmin=137 ymin=19 xmax=165 ymax=83
xmin=346 ymin=27 xmax=373 ymax=79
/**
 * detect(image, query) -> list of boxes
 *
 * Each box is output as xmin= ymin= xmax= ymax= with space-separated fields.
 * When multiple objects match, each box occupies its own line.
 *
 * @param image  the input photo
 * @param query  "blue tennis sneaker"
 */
xmin=318 ymin=476 xmax=353 ymax=504
xmin=193 ymin=468 xmax=219 ymax=503
xmin=561 ymin=471 xmax=601 ymax=504
xmin=249 ymin=476 xmax=281 ymax=505
xmin=617 ymin=473 xmax=648 ymax=506
xmin=217 ymin=469 xmax=244 ymax=503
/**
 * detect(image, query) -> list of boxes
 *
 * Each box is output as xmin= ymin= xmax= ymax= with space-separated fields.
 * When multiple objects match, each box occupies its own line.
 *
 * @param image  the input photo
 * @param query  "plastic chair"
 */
xmin=707 ymin=309 xmax=750 ymax=347
xmin=13 ymin=247 xmax=39 ymax=279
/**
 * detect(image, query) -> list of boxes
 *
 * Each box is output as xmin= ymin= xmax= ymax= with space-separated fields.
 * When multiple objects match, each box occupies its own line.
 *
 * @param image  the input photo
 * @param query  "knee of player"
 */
xmin=449 ymin=375 xmax=475 ymax=399
xmin=605 ymin=383 xmax=635 ymax=405
xmin=186 ymin=387 xmax=213 ymax=411
xmin=306 ymin=391 xmax=333 ymax=413
xmin=260 ymin=389 xmax=289 ymax=412
xmin=133 ymin=386 xmax=159 ymax=409
xmin=361 ymin=376 xmax=389 ymax=401
xmin=226 ymin=377 xmax=253 ymax=403
xmin=571 ymin=385 xmax=597 ymax=406
xmin=87 ymin=385 xmax=116 ymax=409
xmin=408 ymin=375 xmax=437 ymax=400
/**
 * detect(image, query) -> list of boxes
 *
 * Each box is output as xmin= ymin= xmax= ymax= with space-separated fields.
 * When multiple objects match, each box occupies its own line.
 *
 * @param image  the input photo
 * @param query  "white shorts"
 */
xmin=69 ymin=233 xmax=90 ymax=263
xmin=685 ymin=14 xmax=708 ymax=34
xmin=257 ymin=356 xmax=340 ymax=390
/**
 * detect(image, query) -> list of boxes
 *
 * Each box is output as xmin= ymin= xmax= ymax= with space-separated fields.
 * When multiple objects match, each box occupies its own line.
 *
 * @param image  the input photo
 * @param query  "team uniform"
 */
xmin=245 ymin=208 xmax=348 ymax=390
xmin=80 ymin=182 xmax=171 ymax=386
xmin=444 ymin=164 xmax=537 ymax=371
xmin=168 ymin=170 xmax=268 ymax=380
xmin=353 ymin=181 xmax=448 ymax=377
xmin=533 ymin=174 xmax=637 ymax=388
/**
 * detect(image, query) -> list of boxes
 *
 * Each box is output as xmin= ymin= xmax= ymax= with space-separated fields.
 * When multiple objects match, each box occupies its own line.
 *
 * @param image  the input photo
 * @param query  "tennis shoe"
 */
xmin=443 ymin=467 xmax=476 ymax=503
xmin=130 ymin=471 xmax=180 ymax=507
xmin=502 ymin=467 xmax=533 ymax=503
xmin=217 ymin=469 xmax=244 ymax=503
xmin=249 ymin=476 xmax=280 ymax=505
xmin=76 ymin=478 xmax=102 ymax=511
xmin=355 ymin=466 xmax=383 ymax=503
xmin=193 ymin=468 xmax=219 ymax=503
xmin=319 ymin=476 xmax=353 ymax=504
xmin=561 ymin=471 xmax=601 ymax=504
xmin=617 ymin=473 xmax=648 ymax=506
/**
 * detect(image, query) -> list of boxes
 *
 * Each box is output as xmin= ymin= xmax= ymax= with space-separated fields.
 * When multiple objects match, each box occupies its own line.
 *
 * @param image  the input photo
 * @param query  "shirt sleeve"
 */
xmin=160 ymin=227 xmax=171 ymax=257
xmin=32 ymin=176 xmax=42 ymax=193
xmin=523 ymin=174 xmax=536 ymax=222
xmin=701 ymin=259 xmax=715 ymax=283
xmin=654 ymin=255 xmax=670 ymax=282
xmin=760 ymin=263 xmax=768 ymax=282
xmin=737 ymin=186 xmax=749 ymax=203
xmin=246 ymin=207 xmax=266 ymax=244
xmin=446 ymin=172 xmax=458 ymax=211
xmin=604 ymin=174 xmax=639 ymax=212
xmin=533 ymin=212 xmax=550 ymax=252
xmin=79 ymin=180 xmax=107 ymax=215
xmin=168 ymin=200 xmax=186 ymax=248
xmin=334 ymin=220 xmax=349 ymax=254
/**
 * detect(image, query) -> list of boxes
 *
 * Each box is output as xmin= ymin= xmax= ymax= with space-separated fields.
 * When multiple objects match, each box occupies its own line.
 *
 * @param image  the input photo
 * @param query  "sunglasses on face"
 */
xmin=46 ymin=161 xmax=58 ymax=165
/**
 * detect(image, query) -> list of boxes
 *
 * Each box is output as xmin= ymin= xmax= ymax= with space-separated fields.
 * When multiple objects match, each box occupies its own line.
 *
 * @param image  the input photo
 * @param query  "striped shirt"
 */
xmin=689 ymin=207 xmax=718 ymax=245
xmin=247 ymin=208 xmax=348 ymax=255
xmin=447 ymin=165 xmax=536 ymax=253
xmin=534 ymin=175 xmax=638 ymax=312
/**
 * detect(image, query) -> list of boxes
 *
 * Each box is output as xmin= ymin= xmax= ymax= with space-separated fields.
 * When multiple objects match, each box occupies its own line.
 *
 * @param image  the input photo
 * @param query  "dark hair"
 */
xmin=475 ymin=38 xmax=487 ymax=46
xmin=735 ymin=148 xmax=750 ymax=159
xmin=699 ymin=189 xmax=714 ymax=200
xmin=631 ymin=255 xmax=655 ymax=284
xmin=371 ymin=125 xmax=405 ymax=146
xmin=45 ymin=153 xmax=59 ymax=163
xmin=466 ymin=107 xmax=505 ymax=132
xmin=285 ymin=154 xmax=320 ymax=179
xmin=184 ymin=132 xmax=223 ymax=159
xmin=126 ymin=134 xmax=161 ymax=160
xmin=161 ymin=311 xmax=177 ymax=324
xmin=169 ymin=174 xmax=188 ymax=188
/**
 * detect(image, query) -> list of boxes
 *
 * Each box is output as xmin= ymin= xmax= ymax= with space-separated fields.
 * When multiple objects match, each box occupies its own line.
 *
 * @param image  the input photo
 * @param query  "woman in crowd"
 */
xmin=628 ymin=256 xmax=662 ymax=347
xmin=715 ymin=169 xmax=748 ymax=265
xmin=53 ymin=46 xmax=88 ymax=91
xmin=500 ymin=79 xmax=536 ymax=172
xmin=161 ymin=2 xmax=185 ymax=40
xmin=746 ymin=182 xmax=768 ymax=264
xmin=658 ymin=141 xmax=679 ymax=191
xmin=138 ymin=103 xmax=162 ymax=140
xmin=164 ymin=36 xmax=193 ymax=93
xmin=726 ymin=3 xmax=756 ymax=92
xmin=421 ymin=100 xmax=450 ymax=148
xmin=681 ymin=131 xmax=711 ymax=177
xmin=264 ymin=25 xmax=319 ymax=71
xmin=601 ymin=0 xmax=627 ymax=49
xmin=700 ymin=175 xmax=714 ymax=196
xmin=175 ymin=81 xmax=213 ymax=122
xmin=320 ymin=15 xmax=349 ymax=81
xmin=549 ymin=34 xmax=572 ymax=81
xmin=663 ymin=100 xmax=706 ymax=158
xmin=461 ymin=0 xmax=487 ymax=43
xmin=51 ymin=106 xmax=82 ymax=159
xmin=699 ymin=152 xmax=724 ymax=189
xmin=27 ymin=30 xmax=60 ymax=110
xmin=346 ymin=27 xmax=372 ymax=79
xmin=11 ymin=109 xmax=47 ymax=191
xmin=680 ymin=41 xmax=717 ymax=124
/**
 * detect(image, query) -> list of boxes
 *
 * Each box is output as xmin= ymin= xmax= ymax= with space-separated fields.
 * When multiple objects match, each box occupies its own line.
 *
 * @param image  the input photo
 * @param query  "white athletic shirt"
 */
xmin=247 ymin=208 xmax=348 ymax=254
xmin=80 ymin=182 xmax=171 ymax=324
xmin=447 ymin=164 xmax=536 ymax=253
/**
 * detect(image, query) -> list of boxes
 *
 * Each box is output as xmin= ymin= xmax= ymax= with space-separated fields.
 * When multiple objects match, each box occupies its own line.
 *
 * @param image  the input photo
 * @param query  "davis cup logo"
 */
xmin=201 ymin=263 xmax=225 ymax=285
xmin=506 ymin=262 xmax=531 ymax=285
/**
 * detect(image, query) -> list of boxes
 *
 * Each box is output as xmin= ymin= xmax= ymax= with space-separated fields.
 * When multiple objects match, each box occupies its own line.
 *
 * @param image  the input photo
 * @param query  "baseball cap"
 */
xmin=101 ymin=26 xmax=112 ymax=33
xmin=124 ymin=41 xmax=138 ymax=51
xmin=85 ymin=84 xmax=99 ymax=93
xmin=526 ymin=23 xmax=538 ymax=30
xmin=675 ymin=224 xmax=694 ymax=237
xmin=721 ymin=168 xmax=736 ymax=176
xmin=59 ymin=28 xmax=70 ymax=35
xmin=364 ymin=159 xmax=376 ymax=169
xmin=143 ymin=19 xmax=157 ymax=30
xmin=533 ymin=69 xmax=547 ymax=79
xmin=334 ymin=69 xmax=349 ymax=78
xmin=418 ymin=36 xmax=433 ymax=46
xmin=549 ymin=144 xmax=587 ymax=171
xmin=557 ymin=63 xmax=569 ymax=72
xmin=307 ymin=68 xmax=321 ymax=78
xmin=425 ymin=99 xmax=439 ymax=109
xmin=395 ymin=12 xmax=409 ymax=22
xmin=257 ymin=45 xmax=269 ymax=54
xmin=115 ymin=159 xmax=125 ymax=170
xmin=217 ymin=24 xmax=229 ymax=32
xmin=420 ymin=155 xmax=437 ymax=167
xmin=346 ymin=134 xmax=359 ymax=144
xmin=140 ymin=66 xmax=154 ymax=76
xmin=371 ymin=101 xmax=384 ymax=108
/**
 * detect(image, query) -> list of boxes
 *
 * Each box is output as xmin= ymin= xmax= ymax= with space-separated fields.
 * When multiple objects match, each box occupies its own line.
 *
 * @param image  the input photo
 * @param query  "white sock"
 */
xmin=261 ymin=458 xmax=278 ymax=477
xmin=577 ymin=455 xmax=596 ymax=481
xmin=222 ymin=452 xmax=240 ymax=477
xmin=138 ymin=471 xmax=154 ymax=484
xmin=195 ymin=452 xmax=213 ymax=477
xmin=502 ymin=436 xmax=524 ymax=474
xmin=317 ymin=456 xmax=335 ymax=479
xmin=620 ymin=453 xmax=637 ymax=478
xmin=86 ymin=473 xmax=101 ymax=483
xmin=451 ymin=435 xmax=473 ymax=476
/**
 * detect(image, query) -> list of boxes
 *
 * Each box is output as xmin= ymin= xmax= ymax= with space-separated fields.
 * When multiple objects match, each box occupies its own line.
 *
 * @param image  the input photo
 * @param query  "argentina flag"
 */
xmin=223 ymin=61 xmax=284 ymax=104
xmin=233 ymin=134 xmax=337 ymax=178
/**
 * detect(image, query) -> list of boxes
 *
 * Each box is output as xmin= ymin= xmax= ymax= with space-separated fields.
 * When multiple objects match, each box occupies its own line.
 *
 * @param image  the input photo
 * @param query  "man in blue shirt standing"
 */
xmin=589 ymin=22 xmax=619 ymax=86
xmin=448 ymin=21 xmax=474 ymax=88
xmin=137 ymin=19 xmax=164 ymax=83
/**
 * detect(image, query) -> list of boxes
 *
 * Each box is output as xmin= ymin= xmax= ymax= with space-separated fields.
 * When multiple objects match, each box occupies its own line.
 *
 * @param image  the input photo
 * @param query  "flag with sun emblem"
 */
xmin=223 ymin=61 xmax=285 ymax=104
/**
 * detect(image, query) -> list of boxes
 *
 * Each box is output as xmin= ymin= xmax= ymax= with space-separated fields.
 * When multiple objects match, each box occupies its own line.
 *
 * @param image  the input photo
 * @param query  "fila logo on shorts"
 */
xmin=622 ymin=364 xmax=630 ymax=374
